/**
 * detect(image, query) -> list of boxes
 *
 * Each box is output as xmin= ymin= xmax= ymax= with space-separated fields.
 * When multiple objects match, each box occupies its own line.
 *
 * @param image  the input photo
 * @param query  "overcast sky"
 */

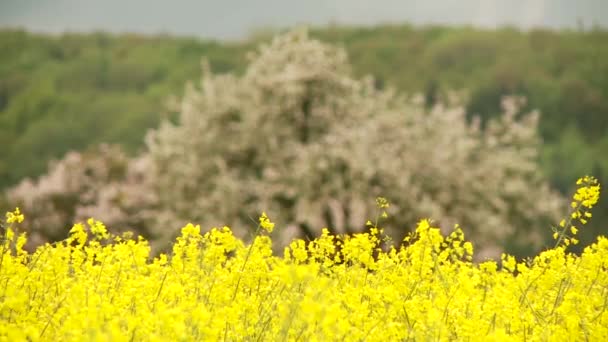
xmin=1 ymin=0 xmax=607 ymax=40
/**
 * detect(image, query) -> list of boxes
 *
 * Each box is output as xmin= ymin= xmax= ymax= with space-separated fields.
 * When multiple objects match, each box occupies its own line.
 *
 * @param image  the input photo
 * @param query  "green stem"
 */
xmin=554 ymin=202 xmax=582 ymax=249
xmin=232 ymin=224 xmax=262 ymax=301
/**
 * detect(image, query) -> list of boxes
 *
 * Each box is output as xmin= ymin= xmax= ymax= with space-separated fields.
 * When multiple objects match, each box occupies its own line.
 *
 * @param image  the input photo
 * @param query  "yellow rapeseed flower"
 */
xmin=259 ymin=212 xmax=274 ymax=233
xmin=0 ymin=177 xmax=605 ymax=340
xmin=554 ymin=176 xmax=600 ymax=248
xmin=5 ymin=207 xmax=24 ymax=224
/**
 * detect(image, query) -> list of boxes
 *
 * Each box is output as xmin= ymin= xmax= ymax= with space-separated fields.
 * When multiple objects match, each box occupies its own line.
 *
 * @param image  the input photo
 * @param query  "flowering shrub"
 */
xmin=0 ymin=177 xmax=604 ymax=340
xmin=6 ymin=144 xmax=157 ymax=252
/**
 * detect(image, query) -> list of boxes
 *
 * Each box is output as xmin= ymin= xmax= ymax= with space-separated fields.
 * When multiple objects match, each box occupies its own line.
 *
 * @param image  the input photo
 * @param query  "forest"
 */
xmin=1 ymin=24 xmax=607 ymax=255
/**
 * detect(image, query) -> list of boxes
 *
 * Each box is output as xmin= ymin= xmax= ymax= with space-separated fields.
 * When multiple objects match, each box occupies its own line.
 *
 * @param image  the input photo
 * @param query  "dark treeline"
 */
xmin=1 ymin=25 xmax=607 ymax=248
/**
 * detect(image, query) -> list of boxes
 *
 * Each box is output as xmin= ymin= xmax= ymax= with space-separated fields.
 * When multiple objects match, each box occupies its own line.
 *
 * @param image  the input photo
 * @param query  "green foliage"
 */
xmin=0 ymin=29 xmax=251 ymax=188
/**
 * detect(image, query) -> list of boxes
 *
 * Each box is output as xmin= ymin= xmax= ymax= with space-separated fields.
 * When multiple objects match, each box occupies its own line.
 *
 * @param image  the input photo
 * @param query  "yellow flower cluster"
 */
xmin=258 ymin=212 xmax=275 ymax=233
xmin=5 ymin=207 xmax=24 ymax=224
xmin=553 ymin=175 xmax=601 ymax=247
xmin=1 ymin=183 xmax=607 ymax=341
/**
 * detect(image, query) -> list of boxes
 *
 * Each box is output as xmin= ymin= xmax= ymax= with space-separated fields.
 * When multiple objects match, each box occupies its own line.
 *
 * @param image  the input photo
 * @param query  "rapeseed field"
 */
xmin=0 ymin=177 xmax=605 ymax=341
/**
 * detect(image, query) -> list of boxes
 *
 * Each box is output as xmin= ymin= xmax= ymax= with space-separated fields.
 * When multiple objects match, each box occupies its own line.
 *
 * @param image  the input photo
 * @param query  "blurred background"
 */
xmin=2 ymin=0 xmax=607 ymax=39
xmin=1 ymin=0 xmax=607 ymax=258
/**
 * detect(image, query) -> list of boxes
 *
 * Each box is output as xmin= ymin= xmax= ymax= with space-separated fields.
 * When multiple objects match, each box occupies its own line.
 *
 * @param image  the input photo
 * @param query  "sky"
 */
xmin=1 ymin=0 xmax=607 ymax=40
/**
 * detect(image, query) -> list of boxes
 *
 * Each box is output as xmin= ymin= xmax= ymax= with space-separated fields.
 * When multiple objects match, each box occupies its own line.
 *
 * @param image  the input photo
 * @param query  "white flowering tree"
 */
xmin=145 ymin=29 xmax=563 ymax=258
xmin=7 ymin=29 xmax=563 ymax=258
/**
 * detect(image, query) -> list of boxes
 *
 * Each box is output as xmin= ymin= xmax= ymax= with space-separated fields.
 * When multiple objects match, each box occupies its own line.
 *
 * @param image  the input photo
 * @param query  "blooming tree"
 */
xmin=145 ymin=29 xmax=563 ymax=258
xmin=7 ymin=30 xmax=563 ymax=257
